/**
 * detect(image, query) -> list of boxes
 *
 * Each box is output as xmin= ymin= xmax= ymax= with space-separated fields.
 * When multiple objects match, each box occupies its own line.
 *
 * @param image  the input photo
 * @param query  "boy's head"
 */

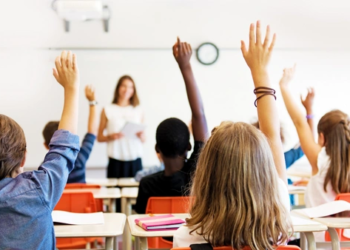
xmin=155 ymin=118 xmax=191 ymax=158
xmin=42 ymin=121 xmax=59 ymax=149
xmin=0 ymin=114 xmax=27 ymax=180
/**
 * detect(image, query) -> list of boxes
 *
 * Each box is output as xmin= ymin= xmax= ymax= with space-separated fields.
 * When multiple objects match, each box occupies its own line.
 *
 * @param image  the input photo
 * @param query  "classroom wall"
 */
xmin=1 ymin=0 xmax=350 ymax=172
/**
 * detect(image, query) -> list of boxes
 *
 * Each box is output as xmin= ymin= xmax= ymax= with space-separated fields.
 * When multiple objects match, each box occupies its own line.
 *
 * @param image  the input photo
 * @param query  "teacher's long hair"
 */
xmin=112 ymin=75 xmax=140 ymax=107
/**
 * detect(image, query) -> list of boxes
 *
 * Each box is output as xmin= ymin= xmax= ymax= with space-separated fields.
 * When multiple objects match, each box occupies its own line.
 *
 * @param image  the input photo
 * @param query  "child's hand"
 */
xmin=293 ymin=179 xmax=309 ymax=186
xmin=241 ymin=21 xmax=276 ymax=74
xmin=173 ymin=37 xmax=192 ymax=69
xmin=301 ymin=88 xmax=315 ymax=113
xmin=85 ymin=85 xmax=96 ymax=101
xmin=279 ymin=65 xmax=296 ymax=87
xmin=53 ymin=51 xmax=79 ymax=90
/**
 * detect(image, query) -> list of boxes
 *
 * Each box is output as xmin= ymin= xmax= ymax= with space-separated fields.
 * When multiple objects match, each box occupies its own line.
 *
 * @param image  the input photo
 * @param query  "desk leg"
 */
xmin=110 ymin=198 xmax=116 ymax=213
xmin=135 ymin=236 xmax=140 ymax=250
xmin=114 ymin=236 xmax=118 ymax=250
xmin=139 ymin=237 xmax=148 ymax=250
xmin=106 ymin=237 xmax=113 ymax=250
xmin=328 ymin=228 xmax=341 ymax=250
xmin=304 ymin=232 xmax=316 ymax=250
xmin=122 ymin=197 xmax=132 ymax=250
xmin=300 ymin=232 xmax=307 ymax=250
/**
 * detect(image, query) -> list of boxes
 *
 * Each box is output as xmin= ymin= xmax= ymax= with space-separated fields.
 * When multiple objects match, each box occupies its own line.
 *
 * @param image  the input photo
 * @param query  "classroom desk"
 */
xmin=313 ymin=217 xmax=350 ymax=250
xmin=288 ymin=185 xmax=306 ymax=195
xmin=63 ymin=188 xmax=121 ymax=212
xmin=118 ymin=178 xmax=139 ymax=187
xmin=55 ymin=213 xmax=126 ymax=250
xmin=86 ymin=178 xmax=119 ymax=187
xmin=128 ymin=214 xmax=326 ymax=250
xmin=121 ymin=187 xmax=138 ymax=250
xmin=287 ymin=169 xmax=311 ymax=179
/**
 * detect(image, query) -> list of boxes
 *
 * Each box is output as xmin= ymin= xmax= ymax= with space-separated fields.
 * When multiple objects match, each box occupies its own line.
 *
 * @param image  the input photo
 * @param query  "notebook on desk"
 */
xmin=135 ymin=214 xmax=185 ymax=231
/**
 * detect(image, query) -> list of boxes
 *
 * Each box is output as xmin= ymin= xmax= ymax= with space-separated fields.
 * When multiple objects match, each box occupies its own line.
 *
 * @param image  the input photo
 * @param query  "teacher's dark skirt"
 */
xmin=107 ymin=157 xmax=143 ymax=178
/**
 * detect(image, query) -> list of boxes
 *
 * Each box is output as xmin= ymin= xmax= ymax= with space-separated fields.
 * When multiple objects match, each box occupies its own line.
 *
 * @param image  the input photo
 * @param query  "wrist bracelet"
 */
xmin=254 ymin=87 xmax=277 ymax=107
xmin=89 ymin=100 xmax=98 ymax=106
xmin=306 ymin=114 xmax=314 ymax=119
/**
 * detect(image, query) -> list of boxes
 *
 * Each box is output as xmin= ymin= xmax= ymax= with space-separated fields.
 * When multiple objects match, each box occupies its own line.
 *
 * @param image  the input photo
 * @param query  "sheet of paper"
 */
xmin=292 ymin=200 xmax=350 ymax=218
xmin=52 ymin=211 xmax=104 ymax=225
xmin=120 ymin=122 xmax=146 ymax=139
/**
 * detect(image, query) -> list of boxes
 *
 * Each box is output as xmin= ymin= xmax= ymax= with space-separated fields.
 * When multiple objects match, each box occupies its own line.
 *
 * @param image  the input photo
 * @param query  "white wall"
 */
xmin=1 ymin=0 xmax=350 ymax=170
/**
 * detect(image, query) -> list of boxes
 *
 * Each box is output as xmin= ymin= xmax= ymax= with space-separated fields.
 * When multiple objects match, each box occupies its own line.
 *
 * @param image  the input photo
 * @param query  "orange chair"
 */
xmin=65 ymin=183 xmax=104 ymax=212
xmin=325 ymin=193 xmax=350 ymax=242
xmin=145 ymin=196 xmax=191 ymax=249
xmin=171 ymin=246 xmax=300 ymax=250
xmin=54 ymin=192 xmax=99 ymax=249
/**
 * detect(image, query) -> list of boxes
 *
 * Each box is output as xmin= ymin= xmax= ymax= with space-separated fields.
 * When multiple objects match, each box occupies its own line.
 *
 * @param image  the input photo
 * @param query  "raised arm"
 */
xmin=172 ymin=37 xmax=208 ymax=142
xmin=53 ymin=51 xmax=79 ymax=134
xmin=279 ymin=67 xmax=321 ymax=174
xmin=85 ymin=85 xmax=98 ymax=135
xmin=241 ymin=21 xmax=287 ymax=185
xmin=301 ymin=88 xmax=315 ymax=137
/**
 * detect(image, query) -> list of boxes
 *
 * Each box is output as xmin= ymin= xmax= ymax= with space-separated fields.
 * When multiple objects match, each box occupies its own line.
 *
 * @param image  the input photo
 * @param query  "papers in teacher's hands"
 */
xmin=120 ymin=122 xmax=146 ymax=139
xmin=292 ymin=200 xmax=350 ymax=219
xmin=52 ymin=211 xmax=104 ymax=225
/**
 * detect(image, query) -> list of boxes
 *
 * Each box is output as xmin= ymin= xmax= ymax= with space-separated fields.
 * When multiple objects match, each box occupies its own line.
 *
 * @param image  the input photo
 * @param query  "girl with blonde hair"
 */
xmin=173 ymin=21 xmax=292 ymax=250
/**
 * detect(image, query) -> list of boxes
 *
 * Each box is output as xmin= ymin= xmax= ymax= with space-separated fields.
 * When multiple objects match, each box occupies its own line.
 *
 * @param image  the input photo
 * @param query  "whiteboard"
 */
xmin=1 ymin=48 xmax=350 ymax=169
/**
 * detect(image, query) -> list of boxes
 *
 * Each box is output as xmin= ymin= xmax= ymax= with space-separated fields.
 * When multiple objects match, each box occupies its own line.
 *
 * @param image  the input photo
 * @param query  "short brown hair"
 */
xmin=0 ymin=114 xmax=26 ymax=180
xmin=43 ymin=121 xmax=59 ymax=146
xmin=112 ymin=75 xmax=140 ymax=107
xmin=187 ymin=122 xmax=291 ymax=250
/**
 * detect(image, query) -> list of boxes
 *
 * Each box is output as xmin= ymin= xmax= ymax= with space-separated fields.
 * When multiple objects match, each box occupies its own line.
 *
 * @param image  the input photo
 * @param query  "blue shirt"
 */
xmin=67 ymin=133 xmax=96 ymax=183
xmin=284 ymin=146 xmax=304 ymax=169
xmin=0 ymin=130 xmax=79 ymax=250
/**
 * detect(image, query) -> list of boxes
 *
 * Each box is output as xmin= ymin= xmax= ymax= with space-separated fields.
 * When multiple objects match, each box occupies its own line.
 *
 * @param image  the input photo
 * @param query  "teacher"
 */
xmin=97 ymin=75 xmax=145 ymax=178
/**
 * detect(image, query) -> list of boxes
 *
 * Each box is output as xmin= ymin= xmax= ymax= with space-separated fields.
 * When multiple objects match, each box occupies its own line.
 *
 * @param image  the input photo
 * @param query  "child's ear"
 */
xmin=187 ymin=143 xmax=192 ymax=151
xmin=318 ymin=133 xmax=325 ymax=146
xmin=155 ymin=144 xmax=160 ymax=153
xmin=43 ymin=142 xmax=49 ymax=150
xmin=20 ymin=152 xmax=27 ymax=168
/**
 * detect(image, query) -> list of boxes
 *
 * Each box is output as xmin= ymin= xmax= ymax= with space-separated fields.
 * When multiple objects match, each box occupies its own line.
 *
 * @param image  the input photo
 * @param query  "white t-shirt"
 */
xmin=173 ymin=178 xmax=290 ymax=247
xmin=104 ymin=104 xmax=144 ymax=161
xmin=305 ymin=147 xmax=334 ymax=208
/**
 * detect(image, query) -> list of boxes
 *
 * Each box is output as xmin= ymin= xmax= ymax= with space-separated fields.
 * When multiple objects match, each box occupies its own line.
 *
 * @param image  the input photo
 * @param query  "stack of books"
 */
xmin=135 ymin=214 xmax=186 ymax=231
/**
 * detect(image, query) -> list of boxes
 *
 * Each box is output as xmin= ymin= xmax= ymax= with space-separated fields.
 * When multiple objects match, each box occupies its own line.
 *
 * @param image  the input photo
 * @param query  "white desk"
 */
xmin=86 ymin=178 xmax=118 ymax=187
xmin=128 ymin=214 xmax=326 ymax=250
xmin=55 ymin=213 xmax=126 ymax=250
xmin=313 ymin=217 xmax=350 ymax=250
xmin=63 ymin=188 xmax=121 ymax=212
xmin=121 ymin=187 xmax=138 ymax=250
xmin=288 ymin=185 xmax=306 ymax=195
xmin=118 ymin=178 xmax=139 ymax=187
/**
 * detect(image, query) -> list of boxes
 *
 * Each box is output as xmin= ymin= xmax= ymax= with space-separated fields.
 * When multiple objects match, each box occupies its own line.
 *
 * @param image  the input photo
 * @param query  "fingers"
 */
xmin=268 ymin=33 xmax=276 ymax=52
xmin=67 ymin=51 xmax=72 ymax=68
xmin=241 ymin=40 xmax=247 ymax=58
xmin=263 ymin=25 xmax=270 ymax=48
xmin=60 ymin=51 xmax=67 ymax=68
xmin=54 ymin=56 xmax=62 ymax=75
xmin=72 ymin=53 xmax=77 ymax=70
xmin=249 ymin=23 xmax=255 ymax=49
xmin=256 ymin=20 xmax=261 ymax=45
xmin=53 ymin=68 xmax=59 ymax=82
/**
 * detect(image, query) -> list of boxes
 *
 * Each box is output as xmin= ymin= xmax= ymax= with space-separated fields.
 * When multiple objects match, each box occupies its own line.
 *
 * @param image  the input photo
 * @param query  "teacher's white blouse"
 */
xmin=104 ymin=104 xmax=144 ymax=161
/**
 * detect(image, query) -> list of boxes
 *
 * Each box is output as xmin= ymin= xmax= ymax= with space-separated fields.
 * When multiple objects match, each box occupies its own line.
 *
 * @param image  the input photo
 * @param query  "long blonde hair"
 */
xmin=186 ymin=122 xmax=291 ymax=250
xmin=317 ymin=110 xmax=350 ymax=193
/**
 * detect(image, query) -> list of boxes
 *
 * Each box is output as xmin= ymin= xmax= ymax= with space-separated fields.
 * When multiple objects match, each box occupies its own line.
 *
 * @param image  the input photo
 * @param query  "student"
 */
xmin=173 ymin=22 xmax=291 ymax=250
xmin=42 ymin=85 xmax=98 ymax=183
xmin=134 ymin=38 xmax=209 ymax=214
xmin=0 ymin=51 xmax=80 ymax=249
xmin=279 ymin=65 xmax=350 ymax=207
xmin=97 ymin=75 xmax=145 ymax=178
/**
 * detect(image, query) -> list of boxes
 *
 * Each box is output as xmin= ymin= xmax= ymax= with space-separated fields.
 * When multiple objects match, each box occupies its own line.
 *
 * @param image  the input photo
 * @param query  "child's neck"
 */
xmin=163 ymin=157 xmax=185 ymax=176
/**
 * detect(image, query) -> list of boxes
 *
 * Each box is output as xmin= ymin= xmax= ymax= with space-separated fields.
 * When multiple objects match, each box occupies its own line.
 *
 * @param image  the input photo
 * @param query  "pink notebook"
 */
xmin=135 ymin=214 xmax=186 ymax=231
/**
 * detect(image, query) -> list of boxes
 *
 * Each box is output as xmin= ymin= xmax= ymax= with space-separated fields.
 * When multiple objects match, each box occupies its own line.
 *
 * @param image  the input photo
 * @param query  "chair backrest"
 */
xmin=65 ymin=183 xmax=101 ymax=189
xmin=171 ymin=246 xmax=300 ymax=250
xmin=145 ymin=196 xmax=191 ymax=214
xmin=54 ymin=192 xmax=97 ymax=213
xmin=335 ymin=193 xmax=350 ymax=203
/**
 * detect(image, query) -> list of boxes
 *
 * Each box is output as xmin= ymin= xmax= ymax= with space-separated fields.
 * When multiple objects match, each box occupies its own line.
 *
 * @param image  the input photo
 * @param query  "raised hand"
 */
xmin=173 ymin=37 xmax=192 ymax=69
xmin=279 ymin=65 xmax=296 ymax=88
xmin=85 ymin=85 xmax=96 ymax=102
xmin=301 ymin=88 xmax=315 ymax=113
xmin=241 ymin=21 xmax=276 ymax=74
xmin=53 ymin=51 xmax=79 ymax=89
